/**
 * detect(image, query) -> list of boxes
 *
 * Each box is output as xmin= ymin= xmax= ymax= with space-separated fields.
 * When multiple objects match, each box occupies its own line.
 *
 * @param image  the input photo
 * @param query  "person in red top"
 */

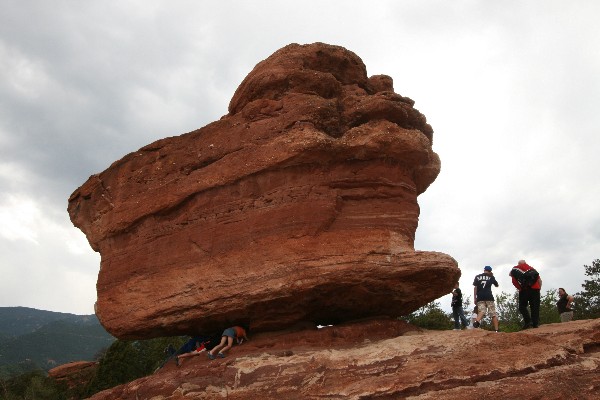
xmin=510 ymin=260 xmax=542 ymax=329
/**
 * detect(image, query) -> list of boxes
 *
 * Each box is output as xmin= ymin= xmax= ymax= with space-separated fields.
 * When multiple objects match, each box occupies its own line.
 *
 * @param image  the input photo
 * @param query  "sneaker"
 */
xmin=217 ymin=352 xmax=226 ymax=358
xmin=473 ymin=321 xmax=480 ymax=328
xmin=521 ymin=323 xmax=532 ymax=330
xmin=207 ymin=353 xmax=216 ymax=360
xmin=453 ymin=328 xmax=460 ymax=331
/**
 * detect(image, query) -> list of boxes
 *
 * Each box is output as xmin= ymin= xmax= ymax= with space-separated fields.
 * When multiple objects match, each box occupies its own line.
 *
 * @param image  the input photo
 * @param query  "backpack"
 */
xmin=510 ymin=267 xmax=539 ymax=288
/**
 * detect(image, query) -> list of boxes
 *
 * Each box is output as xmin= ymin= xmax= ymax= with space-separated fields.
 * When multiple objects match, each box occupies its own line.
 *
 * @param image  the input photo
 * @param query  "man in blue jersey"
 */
xmin=473 ymin=266 xmax=500 ymax=332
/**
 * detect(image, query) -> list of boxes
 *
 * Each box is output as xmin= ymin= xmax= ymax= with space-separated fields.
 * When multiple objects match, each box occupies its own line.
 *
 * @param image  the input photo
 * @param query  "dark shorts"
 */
xmin=222 ymin=327 xmax=236 ymax=338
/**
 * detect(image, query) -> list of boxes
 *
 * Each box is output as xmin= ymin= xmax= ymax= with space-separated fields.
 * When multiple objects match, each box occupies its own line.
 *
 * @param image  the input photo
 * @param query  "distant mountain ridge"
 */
xmin=0 ymin=307 xmax=114 ymax=377
xmin=0 ymin=306 xmax=90 ymax=337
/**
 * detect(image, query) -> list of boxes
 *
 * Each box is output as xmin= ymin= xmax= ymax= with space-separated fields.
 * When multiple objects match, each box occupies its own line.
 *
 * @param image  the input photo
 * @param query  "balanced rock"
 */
xmin=68 ymin=43 xmax=458 ymax=339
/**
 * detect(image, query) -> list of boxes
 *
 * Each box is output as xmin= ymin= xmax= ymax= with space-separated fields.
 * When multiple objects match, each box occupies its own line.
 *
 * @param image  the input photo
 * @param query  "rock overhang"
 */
xmin=68 ymin=42 xmax=458 ymax=339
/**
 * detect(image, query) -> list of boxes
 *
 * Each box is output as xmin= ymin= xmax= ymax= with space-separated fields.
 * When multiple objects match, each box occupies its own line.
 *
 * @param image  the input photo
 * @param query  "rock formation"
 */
xmin=87 ymin=318 xmax=600 ymax=399
xmin=48 ymin=361 xmax=98 ymax=390
xmin=68 ymin=42 xmax=458 ymax=339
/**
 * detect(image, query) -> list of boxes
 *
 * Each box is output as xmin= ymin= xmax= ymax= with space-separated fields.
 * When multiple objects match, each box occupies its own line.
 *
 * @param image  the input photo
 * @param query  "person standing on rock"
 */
xmin=207 ymin=326 xmax=248 ymax=359
xmin=510 ymin=260 xmax=542 ymax=329
xmin=451 ymin=282 xmax=469 ymax=330
xmin=556 ymin=288 xmax=574 ymax=322
xmin=473 ymin=266 xmax=500 ymax=332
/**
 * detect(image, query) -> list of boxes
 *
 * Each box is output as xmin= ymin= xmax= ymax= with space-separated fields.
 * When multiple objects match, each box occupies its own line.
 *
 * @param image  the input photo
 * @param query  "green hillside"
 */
xmin=0 ymin=307 xmax=84 ymax=337
xmin=0 ymin=307 xmax=115 ymax=378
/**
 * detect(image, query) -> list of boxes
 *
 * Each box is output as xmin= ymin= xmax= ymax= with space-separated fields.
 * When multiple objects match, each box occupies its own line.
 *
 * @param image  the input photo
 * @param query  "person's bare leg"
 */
xmin=209 ymin=337 xmax=227 ymax=356
xmin=218 ymin=337 xmax=234 ymax=356
xmin=493 ymin=316 xmax=499 ymax=331
xmin=178 ymin=348 xmax=205 ymax=364
xmin=179 ymin=352 xmax=194 ymax=360
xmin=474 ymin=308 xmax=484 ymax=327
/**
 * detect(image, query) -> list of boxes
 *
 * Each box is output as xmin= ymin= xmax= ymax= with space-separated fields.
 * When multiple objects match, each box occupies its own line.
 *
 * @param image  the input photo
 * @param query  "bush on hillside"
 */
xmin=0 ymin=370 xmax=66 ymax=400
xmin=84 ymin=336 xmax=187 ymax=396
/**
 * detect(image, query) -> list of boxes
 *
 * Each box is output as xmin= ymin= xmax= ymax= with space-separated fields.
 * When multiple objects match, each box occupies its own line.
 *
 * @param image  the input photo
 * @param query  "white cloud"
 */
xmin=0 ymin=42 xmax=51 ymax=100
xmin=0 ymin=194 xmax=41 ymax=243
xmin=0 ymin=192 xmax=99 ymax=314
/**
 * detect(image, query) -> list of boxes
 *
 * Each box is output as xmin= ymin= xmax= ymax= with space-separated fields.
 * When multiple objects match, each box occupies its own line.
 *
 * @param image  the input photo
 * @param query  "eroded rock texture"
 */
xmin=48 ymin=361 xmax=98 ymax=391
xmin=68 ymin=43 xmax=458 ymax=339
xmin=88 ymin=318 xmax=600 ymax=400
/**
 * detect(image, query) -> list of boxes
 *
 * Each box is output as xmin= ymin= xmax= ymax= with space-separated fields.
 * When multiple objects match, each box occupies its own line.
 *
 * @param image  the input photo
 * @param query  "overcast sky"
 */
xmin=1 ymin=1 xmax=599 ymax=315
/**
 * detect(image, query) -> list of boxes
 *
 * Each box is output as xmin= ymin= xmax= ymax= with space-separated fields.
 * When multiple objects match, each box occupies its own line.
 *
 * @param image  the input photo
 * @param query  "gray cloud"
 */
xmin=1 ymin=1 xmax=599 ymax=314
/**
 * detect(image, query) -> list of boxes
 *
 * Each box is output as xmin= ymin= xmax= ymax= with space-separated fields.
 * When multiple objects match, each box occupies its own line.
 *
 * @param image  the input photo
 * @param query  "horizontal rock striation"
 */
xmin=88 ymin=318 xmax=600 ymax=399
xmin=68 ymin=43 xmax=457 ymax=339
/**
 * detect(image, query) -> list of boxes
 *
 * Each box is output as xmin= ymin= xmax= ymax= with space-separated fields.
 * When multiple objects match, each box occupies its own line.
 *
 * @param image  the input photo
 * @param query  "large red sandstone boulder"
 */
xmin=87 ymin=318 xmax=600 ymax=399
xmin=68 ymin=42 xmax=458 ymax=339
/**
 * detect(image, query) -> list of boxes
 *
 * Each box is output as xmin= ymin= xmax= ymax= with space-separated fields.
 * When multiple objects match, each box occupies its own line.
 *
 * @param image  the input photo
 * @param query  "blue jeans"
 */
xmin=452 ymin=306 xmax=469 ymax=329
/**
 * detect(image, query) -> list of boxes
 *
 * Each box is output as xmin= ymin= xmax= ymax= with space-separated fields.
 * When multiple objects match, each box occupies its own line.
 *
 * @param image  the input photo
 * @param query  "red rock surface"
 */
xmin=48 ymin=361 xmax=97 ymax=389
xmin=68 ymin=43 xmax=457 ymax=339
xmin=87 ymin=318 xmax=600 ymax=400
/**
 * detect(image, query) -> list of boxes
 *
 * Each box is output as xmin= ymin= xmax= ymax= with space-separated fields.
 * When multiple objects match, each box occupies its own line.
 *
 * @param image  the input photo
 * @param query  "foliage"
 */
xmin=0 ymin=361 xmax=39 ymax=381
xmin=84 ymin=336 xmax=187 ymax=397
xmin=0 ymin=309 xmax=115 ymax=379
xmin=0 ymin=370 xmax=66 ymax=400
xmin=401 ymin=301 xmax=452 ymax=330
xmin=494 ymin=291 xmax=521 ymax=331
xmin=1 ymin=335 xmax=188 ymax=399
xmin=462 ymin=295 xmax=472 ymax=313
xmin=574 ymin=259 xmax=600 ymax=320
xmin=539 ymin=289 xmax=561 ymax=325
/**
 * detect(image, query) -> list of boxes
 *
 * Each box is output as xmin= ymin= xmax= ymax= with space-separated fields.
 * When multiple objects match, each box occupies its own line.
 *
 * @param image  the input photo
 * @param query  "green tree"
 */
xmin=0 ymin=370 xmax=65 ymax=400
xmin=539 ymin=289 xmax=561 ymax=325
xmin=495 ymin=291 xmax=521 ymax=332
xmin=575 ymin=259 xmax=600 ymax=320
xmin=0 ymin=336 xmax=190 ymax=399
xmin=401 ymin=301 xmax=452 ymax=330
xmin=84 ymin=336 xmax=186 ymax=397
xmin=462 ymin=295 xmax=472 ymax=313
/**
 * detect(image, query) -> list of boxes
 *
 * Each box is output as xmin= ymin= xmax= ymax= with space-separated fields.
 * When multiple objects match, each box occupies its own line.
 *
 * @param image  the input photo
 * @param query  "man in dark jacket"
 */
xmin=451 ymin=283 xmax=469 ymax=330
xmin=510 ymin=259 xmax=542 ymax=329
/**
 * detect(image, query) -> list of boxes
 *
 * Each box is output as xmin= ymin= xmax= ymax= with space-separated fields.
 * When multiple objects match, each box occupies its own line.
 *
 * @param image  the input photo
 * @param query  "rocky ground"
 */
xmin=88 ymin=317 xmax=600 ymax=399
